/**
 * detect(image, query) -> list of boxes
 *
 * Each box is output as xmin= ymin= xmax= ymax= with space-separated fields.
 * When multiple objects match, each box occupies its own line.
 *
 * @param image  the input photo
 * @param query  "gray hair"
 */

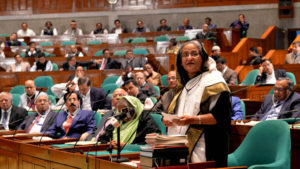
xmin=0 ymin=92 xmax=12 ymax=101
xmin=277 ymin=77 xmax=294 ymax=91
xmin=34 ymin=92 xmax=49 ymax=104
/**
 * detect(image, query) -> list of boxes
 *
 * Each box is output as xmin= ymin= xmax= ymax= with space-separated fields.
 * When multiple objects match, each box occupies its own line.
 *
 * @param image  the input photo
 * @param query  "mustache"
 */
xmin=70 ymin=103 xmax=76 ymax=106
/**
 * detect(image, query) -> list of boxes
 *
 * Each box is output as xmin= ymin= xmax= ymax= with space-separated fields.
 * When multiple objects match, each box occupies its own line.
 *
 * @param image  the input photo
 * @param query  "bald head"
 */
xmin=25 ymin=80 xmax=36 ymax=96
xmin=112 ymin=88 xmax=128 ymax=107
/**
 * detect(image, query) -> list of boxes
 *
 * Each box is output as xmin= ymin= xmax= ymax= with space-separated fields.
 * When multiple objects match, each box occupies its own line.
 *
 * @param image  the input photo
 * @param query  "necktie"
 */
xmin=2 ymin=111 xmax=8 ymax=127
xmin=100 ymin=59 xmax=106 ymax=70
xmin=64 ymin=115 xmax=73 ymax=134
xmin=27 ymin=114 xmax=41 ymax=133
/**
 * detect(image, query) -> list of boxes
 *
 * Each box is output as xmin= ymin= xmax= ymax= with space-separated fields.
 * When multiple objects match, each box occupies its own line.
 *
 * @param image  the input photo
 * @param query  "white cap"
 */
xmin=212 ymin=45 xmax=220 ymax=51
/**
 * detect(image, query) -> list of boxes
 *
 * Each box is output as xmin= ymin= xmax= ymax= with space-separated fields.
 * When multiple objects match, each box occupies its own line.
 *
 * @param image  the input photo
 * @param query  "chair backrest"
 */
xmin=240 ymin=69 xmax=259 ymax=85
xmin=34 ymin=76 xmax=54 ymax=88
xmin=150 ymin=113 xmax=167 ymax=135
xmin=240 ymin=99 xmax=246 ymax=119
xmin=176 ymin=36 xmax=190 ymax=42
xmin=61 ymin=41 xmax=75 ymax=46
xmin=153 ymin=86 xmax=160 ymax=97
xmin=48 ymin=94 xmax=57 ymax=105
xmin=154 ymin=36 xmax=169 ymax=42
xmin=88 ymin=41 xmax=102 ymax=45
xmin=102 ymin=76 xmax=120 ymax=86
xmin=160 ymin=74 xmax=168 ymax=87
xmin=101 ymin=83 xmax=119 ymax=94
xmin=113 ymin=50 xmax=127 ymax=56
xmin=12 ymin=94 xmax=20 ymax=106
xmin=44 ymin=52 xmax=56 ymax=57
xmin=52 ymin=63 xmax=59 ymax=71
xmin=228 ymin=120 xmax=291 ymax=168
xmin=286 ymin=72 xmax=296 ymax=85
xmin=20 ymin=53 xmax=25 ymax=58
xmin=0 ymin=33 xmax=10 ymax=37
xmin=10 ymin=85 xmax=25 ymax=95
xmin=93 ymin=112 xmax=102 ymax=126
xmin=94 ymin=50 xmax=103 ymax=57
xmin=133 ymin=48 xmax=149 ymax=55
xmin=131 ymin=37 xmax=146 ymax=44
xmin=39 ymin=42 xmax=53 ymax=46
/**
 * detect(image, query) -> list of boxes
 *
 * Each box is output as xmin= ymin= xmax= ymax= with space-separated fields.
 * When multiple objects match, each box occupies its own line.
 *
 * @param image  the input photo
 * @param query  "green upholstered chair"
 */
xmin=150 ymin=113 xmax=167 ymax=135
xmin=113 ymin=50 xmax=127 ymax=56
xmin=228 ymin=120 xmax=291 ymax=169
xmin=12 ymin=94 xmax=20 ymax=106
xmin=150 ymin=97 xmax=157 ymax=104
xmin=34 ymin=76 xmax=54 ymax=88
xmin=154 ymin=36 xmax=169 ymax=42
xmin=39 ymin=42 xmax=53 ymax=46
xmin=21 ymin=41 xmax=27 ymax=46
xmin=101 ymin=84 xmax=119 ymax=94
xmin=240 ymin=69 xmax=259 ymax=85
xmin=175 ymin=36 xmax=190 ymax=42
xmin=153 ymin=86 xmax=160 ymax=98
xmin=102 ymin=76 xmax=120 ymax=86
xmin=133 ymin=48 xmax=149 ymax=55
xmin=94 ymin=112 xmax=102 ymax=126
xmin=286 ymin=72 xmax=296 ymax=85
xmin=0 ymin=34 xmax=10 ymax=37
xmin=124 ymin=38 xmax=131 ymax=43
xmin=160 ymin=74 xmax=168 ymax=87
xmin=131 ymin=37 xmax=146 ymax=44
xmin=48 ymin=95 xmax=57 ymax=105
xmin=44 ymin=52 xmax=56 ymax=57
xmin=10 ymin=85 xmax=25 ymax=95
xmin=52 ymin=63 xmax=59 ymax=71
xmin=20 ymin=53 xmax=25 ymax=58
xmin=61 ymin=41 xmax=75 ymax=46
xmin=240 ymin=99 xmax=246 ymax=119
xmin=94 ymin=50 xmax=103 ymax=57
xmin=28 ymin=111 xmax=35 ymax=116
xmin=88 ymin=41 xmax=102 ymax=45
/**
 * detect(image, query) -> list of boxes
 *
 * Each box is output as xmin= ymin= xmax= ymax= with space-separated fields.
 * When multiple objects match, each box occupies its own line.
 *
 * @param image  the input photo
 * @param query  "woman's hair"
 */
xmin=176 ymin=40 xmax=209 ymax=85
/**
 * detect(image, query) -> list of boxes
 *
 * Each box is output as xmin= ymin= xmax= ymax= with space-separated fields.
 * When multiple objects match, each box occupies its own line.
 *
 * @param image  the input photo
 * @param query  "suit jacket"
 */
xmin=6 ymin=62 xmax=31 ymax=72
xmin=152 ymin=89 xmax=174 ymax=113
xmin=47 ymin=110 xmax=96 ymax=139
xmin=78 ymin=87 xmax=112 ymax=111
xmin=120 ymin=58 xmax=147 ymax=69
xmin=255 ymin=69 xmax=286 ymax=84
xmin=196 ymin=31 xmax=215 ymax=40
xmin=146 ymin=71 xmax=161 ymax=86
xmin=223 ymin=67 xmax=237 ymax=85
xmin=285 ymin=52 xmax=300 ymax=64
xmin=253 ymin=92 xmax=300 ymax=120
xmin=96 ymin=58 xmax=121 ymax=69
xmin=18 ymin=110 xmax=58 ymax=132
xmin=231 ymin=96 xmax=244 ymax=120
xmin=0 ymin=105 xmax=27 ymax=130
xmin=25 ymin=48 xmax=42 ymax=58
xmin=140 ymin=83 xmax=158 ymax=97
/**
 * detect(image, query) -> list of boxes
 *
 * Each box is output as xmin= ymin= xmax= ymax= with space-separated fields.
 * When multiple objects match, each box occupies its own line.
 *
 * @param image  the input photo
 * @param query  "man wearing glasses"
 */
xmin=253 ymin=77 xmax=300 ymax=120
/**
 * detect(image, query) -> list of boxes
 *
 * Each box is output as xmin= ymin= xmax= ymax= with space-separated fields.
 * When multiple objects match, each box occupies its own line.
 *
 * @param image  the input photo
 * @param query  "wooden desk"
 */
xmin=229 ymin=85 xmax=273 ymax=101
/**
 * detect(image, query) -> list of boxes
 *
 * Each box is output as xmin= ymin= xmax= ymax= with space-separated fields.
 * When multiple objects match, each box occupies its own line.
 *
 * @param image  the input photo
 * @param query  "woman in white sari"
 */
xmin=163 ymin=40 xmax=232 ymax=167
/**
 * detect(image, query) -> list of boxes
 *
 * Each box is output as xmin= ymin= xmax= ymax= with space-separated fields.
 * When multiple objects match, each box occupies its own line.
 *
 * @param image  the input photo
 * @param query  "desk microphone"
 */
xmin=10 ymin=118 xmax=26 ymax=140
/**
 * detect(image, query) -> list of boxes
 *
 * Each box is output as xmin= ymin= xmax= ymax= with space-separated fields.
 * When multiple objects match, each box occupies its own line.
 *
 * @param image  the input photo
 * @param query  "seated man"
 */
xmin=143 ymin=63 xmax=161 ymax=86
xmin=87 ymin=88 xmax=128 ymax=140
xmin=90 ymin=23 xmax=108 ymax=35
xmin=63 ymin=20 xmax=83 ymax=36
xmin=196 ymin=24 xmax=215 ymax=40
xmin=110 ymin=19 xmax=128 ymax=34
xmin=285 ymin=41 xmax=300 ymax=64
xmin=243 ymin=46 xmax=262 ymax=65
xmin=40 ymin=21 xmax=58 ymax=36
xmin=116 ymin=65 xmax=134 ymax=86
xmin=120 ymin=49 xmax=147 ymax=69
xmin=205 ymin=17 xmax=217 ymax=30
xmin=6 ymin=53 xmax=31 ymax=72
xmin=61 ymin=56 xmax=101 ymax=71
xmin=253 ymin=78 xmax=300 ymax=120
xmin=0 ymin=92 xmax=27 ymax=130
xmin=6 ymin=33 xmax=22 ymax=46
xmin=177 ymin=18 xmax=194 ymax=30
xmin=65 ymin=45 xmax=84 ymax=58
xmin=216 ymin=58 xmax=237 ymax=85
xmin=231 ymin=96 xmax=244 ymax=120
xmin=17 ymin=22 xmax=36 ymax=37
xmin=132 ymin=20 xmax=150 ymax=33
xmin=156 ymin=19 xmax=171 ymax=32
xmin=152 ymin=71 xmax=177 ymax=113
xmin=96 ymin=96 xmax=160 ymax=145
xmin=19 ymin=80 xmax=46 ymax=110
xmin=124 ymin=80 xmax=148 ymax=104
xmin=25 ymin=42 xmax=42 ymax=58
xmin=255 ymin=59 xmax=286 ymax=85
xmin=96 ymin=49 xmax=120 ymax=70
xmin=77 ymin=76 xmax=111 ymax=111
xmin=18 ymin=93 xmax=58 ymax=133
xmin=30 ymin=53 xmax=53 ymax=72
xmin=47 ymin=92 xmax=96 ymax=140
xmin=210 ymin=46 xmax=221 ymax=61
xmin=135 ymin=72 xmax=158 ymax=97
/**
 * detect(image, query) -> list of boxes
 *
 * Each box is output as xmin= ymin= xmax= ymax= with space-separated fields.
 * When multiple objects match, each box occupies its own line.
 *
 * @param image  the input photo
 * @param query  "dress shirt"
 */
xmin=17 ymin=29 xmax=36 ymax=37
xmin=15 ymin=64 xmax=22 ymax=72
xmin=81 ymin=89 xmax=92 ymax=110
xmin=222 ymin=66 xmax=228 ymax=75
xmin=265 ymin=71 xmax=276 ymax=84
xmin=29 ymin=108 xmax=51 ymax=133
xmin=0 ymin=106 xmax=12 ymax=130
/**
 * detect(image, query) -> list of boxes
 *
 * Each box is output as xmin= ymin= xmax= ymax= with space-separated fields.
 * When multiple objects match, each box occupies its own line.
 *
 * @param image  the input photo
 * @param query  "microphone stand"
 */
xmin=111 ymin=126 xmax=129 ymax=163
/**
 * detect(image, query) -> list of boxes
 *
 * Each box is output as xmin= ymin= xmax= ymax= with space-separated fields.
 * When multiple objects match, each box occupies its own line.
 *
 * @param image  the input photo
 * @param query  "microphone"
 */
xmin=9 ymin=118 xmax=27 ymax=140
xmin=147 ymin=87 xmax=171 ymax=114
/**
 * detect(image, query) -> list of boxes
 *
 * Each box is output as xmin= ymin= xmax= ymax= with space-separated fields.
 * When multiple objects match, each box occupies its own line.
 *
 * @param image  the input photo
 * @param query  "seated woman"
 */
xmin=92 ymin=96 xmax=160 ymax=147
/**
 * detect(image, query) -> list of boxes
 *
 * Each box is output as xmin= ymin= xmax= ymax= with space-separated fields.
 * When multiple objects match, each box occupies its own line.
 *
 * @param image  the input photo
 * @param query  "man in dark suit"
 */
xmin=96 ymin=49 xmax=120 ymax=70
xmin=216 ymin=58 xmax=238 ymax=85
xmin=47 ymin=92 xmax=96 ymax=140
xmin=0 ymin=92 xmax=27 ymax=130
xmin=124 ymin=80 xmax=148 ymax=104
xmin=77 ymin=77 xmax=111 ymax=111
xmin=253 ymin=78 xmax=300 ymax=120
xmin=120 ymin=49 xmax=147 ymax=69
xmin=61 ymin=56 xmax=101 ymax=71
xmin=18 ymin=93 xmax=57 ymax=133
xmin=135 ymin=72 xmax=158 ymax=97
xmin=196 ymin=24 xmax=215 ymax=40
xmin=255 ymin=59 xmax=286 ymax=85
